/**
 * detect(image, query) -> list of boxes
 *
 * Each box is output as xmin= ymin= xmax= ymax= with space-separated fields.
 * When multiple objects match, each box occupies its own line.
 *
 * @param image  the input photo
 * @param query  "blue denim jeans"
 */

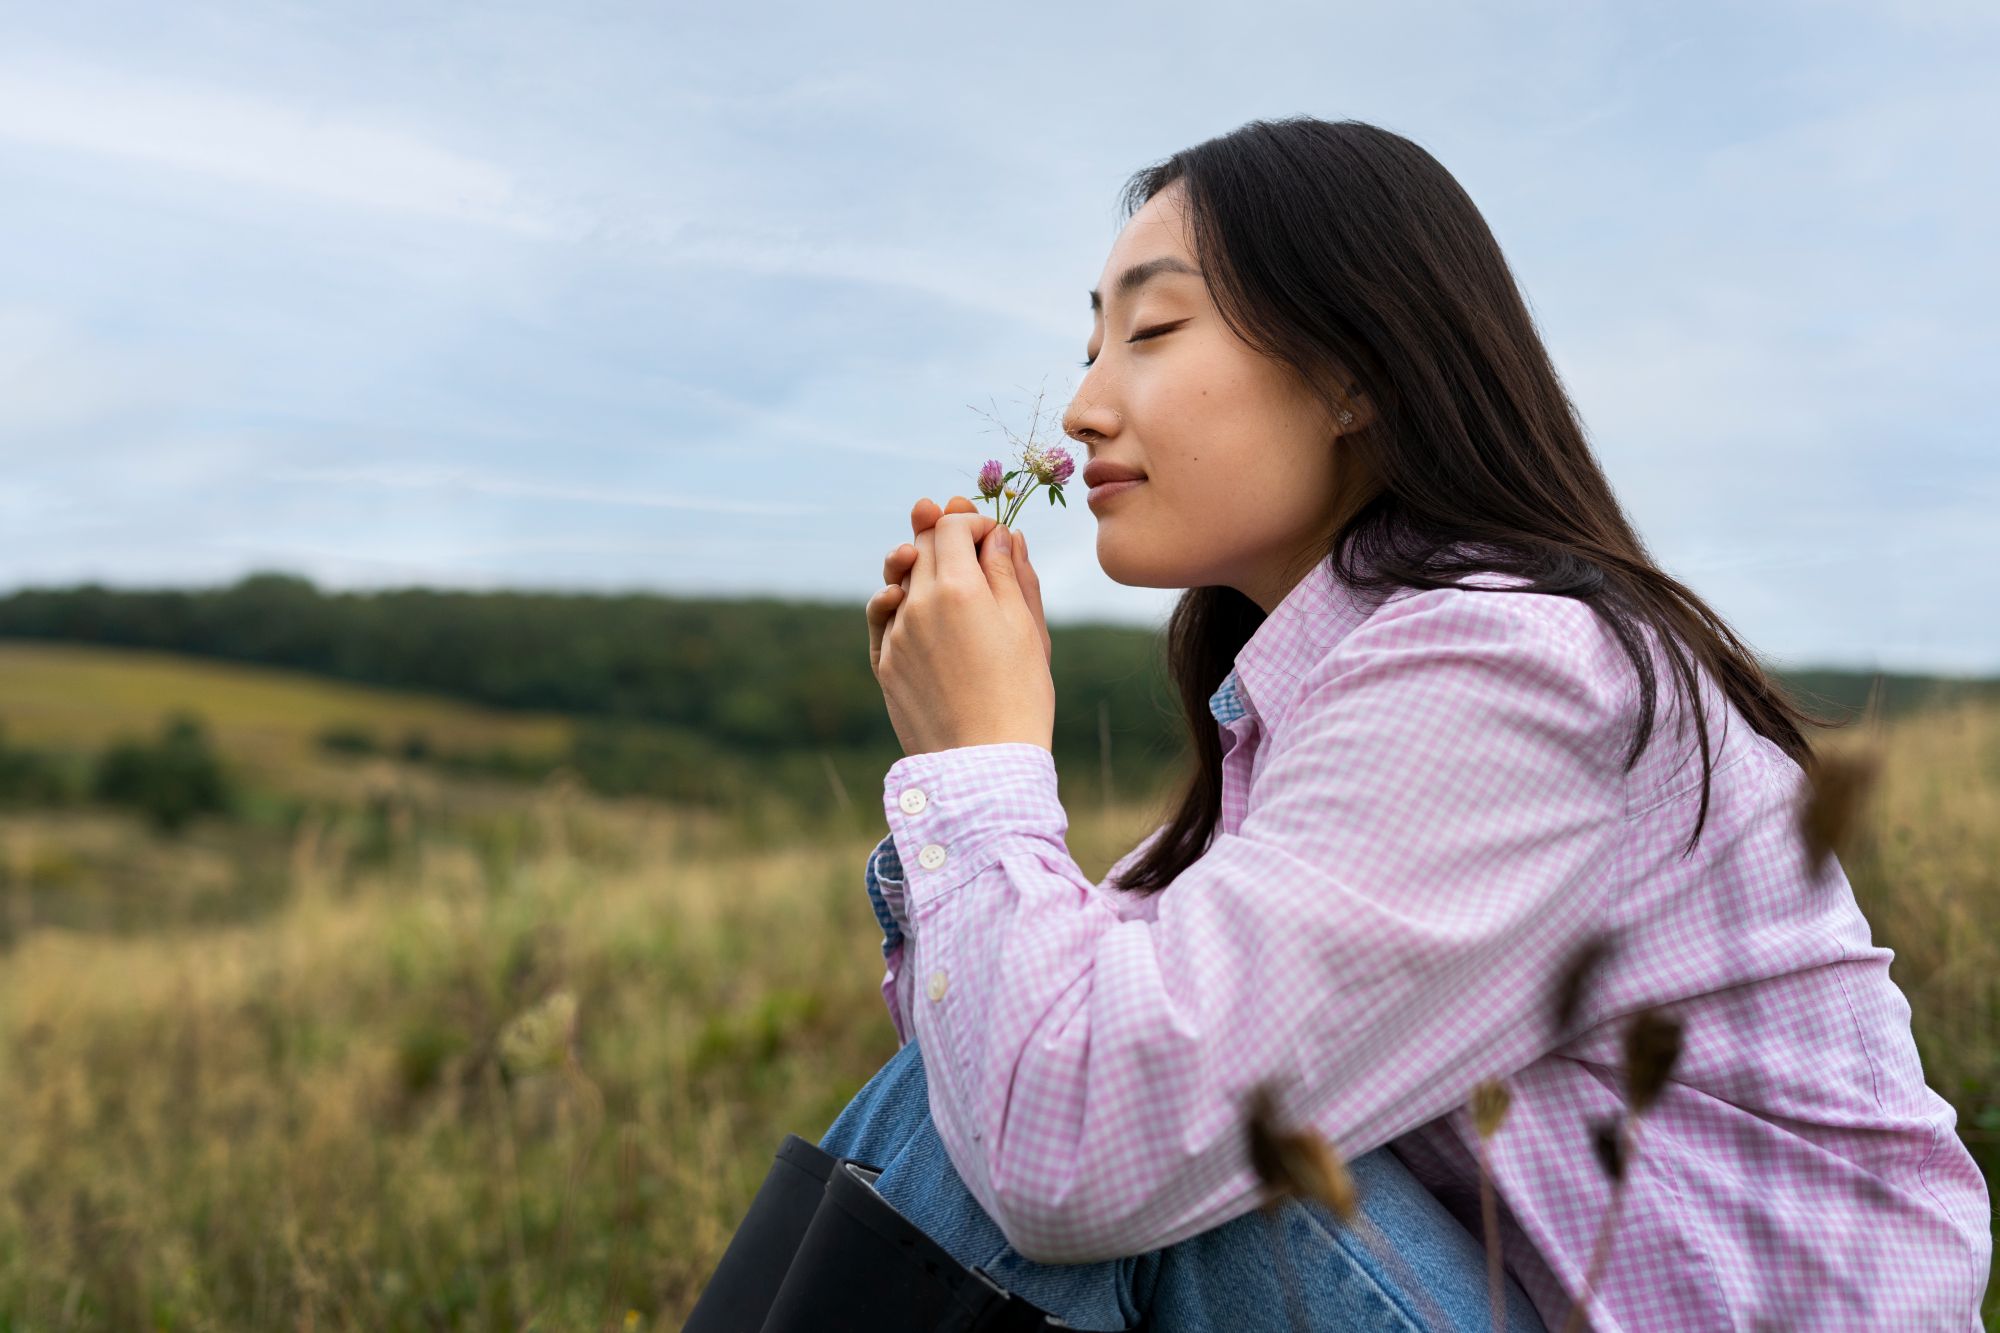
xmin=819 ymin=1037 xmax=1545 ymax=1332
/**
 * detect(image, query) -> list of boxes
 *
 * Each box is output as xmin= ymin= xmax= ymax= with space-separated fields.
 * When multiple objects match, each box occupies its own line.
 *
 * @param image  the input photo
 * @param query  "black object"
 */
xmin=682 ymin=1134 xmax=840 ymax=1332
xmin=683 ymin=1133 xmax=1075 ymax=1332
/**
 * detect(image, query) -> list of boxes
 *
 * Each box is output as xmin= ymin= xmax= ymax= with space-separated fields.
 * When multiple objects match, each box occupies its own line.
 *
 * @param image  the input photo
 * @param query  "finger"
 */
xmin=912 ymin=512 xmax=996 ymax=564
xmin=911 ymin=527 xmax=936 ymax=590
xmin=866 ymin=583 xmax=906 ymax=631
xmin=982 ymin=520 xmax=1017 ymax=585
xmin=1013 ymin=529 xmax=1046 ymax=623
xmin=912 ymin=494 xmax=978 ymax=542
xmin=883 ymin=543 xmax=916 ymax=586
xmin=1018 ymin=534 xmax=1052 ymax=659
xmin=932 ymin=511 xmax=987 ymax=586
xmin=912 ymin=514 xmax=998 ymax=588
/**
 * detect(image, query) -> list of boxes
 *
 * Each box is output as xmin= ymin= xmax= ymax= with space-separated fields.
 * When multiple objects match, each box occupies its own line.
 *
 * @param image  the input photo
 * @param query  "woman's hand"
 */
xmin=867 ymin=495 xmax=1052 ymax=677
xmin=865 ymin=495 xmax=1055 ymax=756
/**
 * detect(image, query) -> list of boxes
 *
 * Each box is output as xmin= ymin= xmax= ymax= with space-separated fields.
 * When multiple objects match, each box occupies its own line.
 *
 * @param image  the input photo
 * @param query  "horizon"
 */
xmin=4 ymin=566 xmax=1996 ymax=683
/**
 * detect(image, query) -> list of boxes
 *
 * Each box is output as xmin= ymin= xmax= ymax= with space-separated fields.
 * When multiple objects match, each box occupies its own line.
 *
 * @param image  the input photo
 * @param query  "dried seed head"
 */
xmin=1799 ymin=746 xmax=1882 ymax=879
xmin=1470 ymin=1079 xmax=1512 ymax=1140
xmin=1589 ymin=1115 xmax=1626 ymax=1182
xmin=1553 ymin=933 xmax=1616 ymax=1036
xmin=1245 ymin=1082 xmax=1359 ymax=1223
xmin=1623 ymin=1009 xmax=1683 ymax=1115
xmin=499 ymin=989 xmax=578 ymax=1076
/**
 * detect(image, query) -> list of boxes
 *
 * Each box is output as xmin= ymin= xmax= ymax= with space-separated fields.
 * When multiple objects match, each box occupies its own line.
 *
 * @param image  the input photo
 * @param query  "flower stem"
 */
xmin=1001 ymin=480 xmax=1040 ymax=527
xmin=1559 ymin=1116 xmax=1642 ymax=1333
xmin=1478 ymin=1134 xmax=1503 ymax=1333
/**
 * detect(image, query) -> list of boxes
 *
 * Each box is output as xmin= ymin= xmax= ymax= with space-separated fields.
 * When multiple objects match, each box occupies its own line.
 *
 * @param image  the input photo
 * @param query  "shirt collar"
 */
xmin=1206 ymin=668 xmax=1249 ymax=726
xmin=1224 ymin=547 xmax=1386 ymax=730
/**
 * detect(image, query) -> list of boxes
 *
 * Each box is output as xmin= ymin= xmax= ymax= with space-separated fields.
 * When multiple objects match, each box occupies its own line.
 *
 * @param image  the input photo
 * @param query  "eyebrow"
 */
xmin=1089 ymin=256 xmax=1200 ymax=314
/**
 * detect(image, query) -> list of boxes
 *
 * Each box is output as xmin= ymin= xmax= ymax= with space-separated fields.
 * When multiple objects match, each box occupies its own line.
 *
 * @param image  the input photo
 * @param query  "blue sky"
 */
xmin=1 ymin=2 xmax=1993 ymax=673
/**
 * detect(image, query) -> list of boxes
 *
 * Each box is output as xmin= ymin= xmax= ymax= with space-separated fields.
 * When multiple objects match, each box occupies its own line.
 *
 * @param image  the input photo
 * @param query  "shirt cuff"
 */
xmin=881 ymin=742 xmax=1067 ymax=923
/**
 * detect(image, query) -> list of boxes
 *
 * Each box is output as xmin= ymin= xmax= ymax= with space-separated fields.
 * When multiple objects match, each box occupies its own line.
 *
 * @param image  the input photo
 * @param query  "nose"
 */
xmin=1063 ymin=396 xmax=1121 ymax=453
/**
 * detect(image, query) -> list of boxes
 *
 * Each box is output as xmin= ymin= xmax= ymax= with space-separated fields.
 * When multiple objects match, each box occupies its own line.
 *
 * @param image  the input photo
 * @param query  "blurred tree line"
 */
xmin=3 ymin=572 xmax=1987 ymax=835
xmin=0 ymin=572 xmax=1195 ymax=825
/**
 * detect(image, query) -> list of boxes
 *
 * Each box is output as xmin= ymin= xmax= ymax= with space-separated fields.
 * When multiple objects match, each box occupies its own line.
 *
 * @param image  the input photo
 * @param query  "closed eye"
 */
xmin=1081 ymin=320 xmax=1186 ymax=369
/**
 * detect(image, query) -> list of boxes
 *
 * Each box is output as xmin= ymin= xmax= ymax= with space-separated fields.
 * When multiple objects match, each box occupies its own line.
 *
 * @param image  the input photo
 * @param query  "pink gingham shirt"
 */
xmin=871 ymin=554 xmax=1990 ymax=1329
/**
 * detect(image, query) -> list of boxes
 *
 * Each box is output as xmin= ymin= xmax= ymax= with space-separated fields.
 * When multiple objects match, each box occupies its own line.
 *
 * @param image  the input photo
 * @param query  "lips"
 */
xmin=1082 ymin=459 xmax=1147 ymax=489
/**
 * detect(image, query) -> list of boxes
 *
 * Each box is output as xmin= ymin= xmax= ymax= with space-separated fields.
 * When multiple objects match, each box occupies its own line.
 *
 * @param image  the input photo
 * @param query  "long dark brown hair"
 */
xmin=1105 ymin=116 xmax=1845 ymax=896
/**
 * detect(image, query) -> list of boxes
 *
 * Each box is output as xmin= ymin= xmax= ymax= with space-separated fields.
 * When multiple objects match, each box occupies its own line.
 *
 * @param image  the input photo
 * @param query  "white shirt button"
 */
xmin=918 ymin=843 xmax=947 ymax=871
xmin=927 ymin=969 xmax=949 ymax=1001
xmin=898 ymin=787 xmax=929 ymax=815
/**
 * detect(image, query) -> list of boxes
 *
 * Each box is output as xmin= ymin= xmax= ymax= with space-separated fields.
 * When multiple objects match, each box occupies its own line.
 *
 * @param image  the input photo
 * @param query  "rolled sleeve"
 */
xmin=880 ymin=742 xmax=1069 ymax=927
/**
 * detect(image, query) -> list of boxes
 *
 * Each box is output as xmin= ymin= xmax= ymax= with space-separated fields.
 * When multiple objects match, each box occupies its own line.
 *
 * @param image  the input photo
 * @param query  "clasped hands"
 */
xmin=865 ymin=496 xmax=1055 ymax=757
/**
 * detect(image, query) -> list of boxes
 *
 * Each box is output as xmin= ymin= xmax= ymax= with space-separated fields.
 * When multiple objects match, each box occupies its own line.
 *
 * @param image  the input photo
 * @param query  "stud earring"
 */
xmin=1337 ymin=383 xmax=1362 ymax=428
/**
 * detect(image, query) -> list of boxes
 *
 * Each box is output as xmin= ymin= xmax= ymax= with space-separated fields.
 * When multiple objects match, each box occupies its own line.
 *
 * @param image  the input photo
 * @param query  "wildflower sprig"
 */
xmin=967 ymin=385 xmax=1076 ymax=530
xmin=977 ymin=444 xmax=1075 ymax=526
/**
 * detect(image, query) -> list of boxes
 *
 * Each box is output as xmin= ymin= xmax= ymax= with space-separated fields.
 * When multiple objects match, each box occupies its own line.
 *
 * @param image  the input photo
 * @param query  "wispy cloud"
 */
xmin=634 ymin=374 xmax=955 ymax=465
xmin=0 ymin=58 xmax=550 ymax=233
xmin=267 ymin=463 xmax=816 ymax=516
xmin=0 ymin=305 xmax=200 ymax=438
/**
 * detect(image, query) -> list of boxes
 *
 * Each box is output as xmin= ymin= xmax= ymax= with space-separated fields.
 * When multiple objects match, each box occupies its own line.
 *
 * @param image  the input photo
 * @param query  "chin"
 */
xmin=1094 ymin=529 xmax=1178 ymax=589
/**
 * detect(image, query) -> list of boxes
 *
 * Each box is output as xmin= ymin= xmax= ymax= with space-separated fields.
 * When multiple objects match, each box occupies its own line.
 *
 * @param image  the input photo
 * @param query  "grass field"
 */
xmin=0 ymin=648 xmax=1993 ymax=1328
xmin=0 ymin=641 xmax=573 ymax=776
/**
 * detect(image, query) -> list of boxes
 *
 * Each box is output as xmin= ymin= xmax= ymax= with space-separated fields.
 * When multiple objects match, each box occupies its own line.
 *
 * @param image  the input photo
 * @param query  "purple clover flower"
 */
xmin=977 ymin=458 xmax=1006 ymax=499
xmin=1035 ymin=446 xmax=1075 ymax=487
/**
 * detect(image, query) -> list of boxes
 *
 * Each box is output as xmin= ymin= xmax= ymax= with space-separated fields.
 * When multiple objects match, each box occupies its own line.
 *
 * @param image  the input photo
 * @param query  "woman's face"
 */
xmin=1064 ymin=182 xmax=1369 ymax=614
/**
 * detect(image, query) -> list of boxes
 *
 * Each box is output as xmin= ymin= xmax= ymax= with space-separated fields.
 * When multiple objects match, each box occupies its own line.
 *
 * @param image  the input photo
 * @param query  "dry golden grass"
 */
xmin=1837 ymin=699 xmax=2000 ymax=1175
xmin=0 ymin=692 xmax=1992 ymax=1328
xmin=0 ymin=752 xmax=1166 ymax=1329
xmin=0 ymin=641 xmax=572 ymax=775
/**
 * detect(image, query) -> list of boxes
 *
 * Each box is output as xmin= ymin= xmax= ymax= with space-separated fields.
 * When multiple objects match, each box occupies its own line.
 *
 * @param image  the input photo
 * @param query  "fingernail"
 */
xmin=994 ymin=525 xmax=1011 ymax=554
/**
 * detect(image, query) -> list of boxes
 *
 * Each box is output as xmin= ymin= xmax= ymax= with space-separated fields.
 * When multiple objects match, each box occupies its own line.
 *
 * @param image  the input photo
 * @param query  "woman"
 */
xmin=712 ymin=117 xmax=1991 ymax=1330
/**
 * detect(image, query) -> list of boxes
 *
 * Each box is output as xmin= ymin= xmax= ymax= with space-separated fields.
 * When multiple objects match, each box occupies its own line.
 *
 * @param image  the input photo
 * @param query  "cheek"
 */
xmin=1133 ymin=340 xmax=1301 ymax=511
xmin=1150 ymin=408 xmax=1332 ymax=543
xmin=1147 ymin=360 xmax=1236 ymax=425
xmin=1139 ymin=463 xmax=1262 ymax=558
xmin=1147 ymin=379 xmax=1260 ymax=491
